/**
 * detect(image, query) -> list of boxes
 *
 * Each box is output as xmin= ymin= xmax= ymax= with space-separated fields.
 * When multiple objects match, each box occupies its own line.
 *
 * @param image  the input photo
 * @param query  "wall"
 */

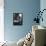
xmin=4 ymin=0 xmax=40 ymax=42
xmin=40 ymin=0 xmax=46 ymax=26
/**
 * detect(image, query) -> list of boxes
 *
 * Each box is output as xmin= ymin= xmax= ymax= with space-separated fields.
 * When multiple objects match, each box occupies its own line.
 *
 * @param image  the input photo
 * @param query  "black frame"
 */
xmin=13 ymin=13 xmax=23 ymax=25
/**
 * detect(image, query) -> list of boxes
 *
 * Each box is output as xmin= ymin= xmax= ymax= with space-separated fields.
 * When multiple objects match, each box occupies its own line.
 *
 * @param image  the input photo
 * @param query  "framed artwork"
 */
xmin=13 ymin=13 xmax=23 ymax=25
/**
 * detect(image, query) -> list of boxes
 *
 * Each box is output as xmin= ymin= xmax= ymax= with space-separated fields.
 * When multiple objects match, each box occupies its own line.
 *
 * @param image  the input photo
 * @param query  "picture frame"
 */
xmin=13 ymin=13 xmax=23 ymax=25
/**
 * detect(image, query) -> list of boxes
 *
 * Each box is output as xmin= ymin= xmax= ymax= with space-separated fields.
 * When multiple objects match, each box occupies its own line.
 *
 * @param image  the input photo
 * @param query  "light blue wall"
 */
xmin=4 ymin=0 xmax=40 ymax=42
xmin=40 ymin=0 xmax=46 ymax=27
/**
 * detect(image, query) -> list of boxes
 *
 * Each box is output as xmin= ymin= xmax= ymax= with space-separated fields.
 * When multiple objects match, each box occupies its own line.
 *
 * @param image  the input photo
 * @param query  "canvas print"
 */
xmin=13 ymin=13 xmax=23 ymax=25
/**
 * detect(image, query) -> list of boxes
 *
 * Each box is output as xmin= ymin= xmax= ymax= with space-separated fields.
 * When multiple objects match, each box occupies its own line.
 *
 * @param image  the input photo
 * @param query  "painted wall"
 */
xmin=4 ymin=0 xmax=40 ymax=42
xmin=40 ymin=0 xmax=46 ymax=26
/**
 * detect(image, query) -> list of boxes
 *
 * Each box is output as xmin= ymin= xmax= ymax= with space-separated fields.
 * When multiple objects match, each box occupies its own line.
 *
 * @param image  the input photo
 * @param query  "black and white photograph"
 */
xmin=13 ymin=13 xmax=23 ymax=25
